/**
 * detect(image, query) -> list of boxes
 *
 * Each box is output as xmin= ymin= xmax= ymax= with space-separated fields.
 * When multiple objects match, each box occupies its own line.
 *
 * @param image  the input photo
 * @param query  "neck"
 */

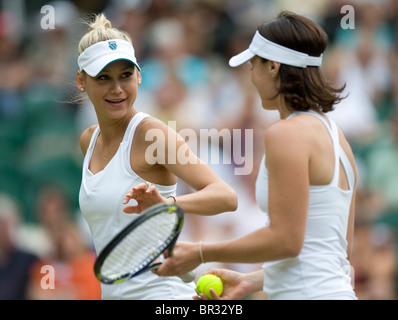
xmin=97 ymin=109 xmax=137 ymax=145
xmin=277 ymin=95 xmax=294 ymax=119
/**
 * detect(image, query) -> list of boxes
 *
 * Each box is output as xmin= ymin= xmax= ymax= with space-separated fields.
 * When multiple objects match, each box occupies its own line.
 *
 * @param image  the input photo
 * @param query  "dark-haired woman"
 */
xmin=155 ymin=12 xmax=358 ymax=300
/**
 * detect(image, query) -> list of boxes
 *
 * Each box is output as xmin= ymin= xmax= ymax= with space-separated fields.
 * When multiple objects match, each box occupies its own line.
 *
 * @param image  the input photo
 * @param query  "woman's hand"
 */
xmin=122 ymin=182 xmax=168 ymax=213
xmin=154 ymin=242 xmax=202 ymax=278
xmin=194 ymin=269 xmax=264 ymax=300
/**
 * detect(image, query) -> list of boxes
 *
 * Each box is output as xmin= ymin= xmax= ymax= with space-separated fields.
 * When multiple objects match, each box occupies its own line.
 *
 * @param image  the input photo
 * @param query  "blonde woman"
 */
xmin=76 ymin=14 xmax=237 ymax=300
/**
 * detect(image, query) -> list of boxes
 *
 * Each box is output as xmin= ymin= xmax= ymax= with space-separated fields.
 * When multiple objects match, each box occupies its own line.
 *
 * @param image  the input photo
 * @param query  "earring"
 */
xmin=271 ymin=74 xmax=275 ymax=78
xmin=138 ymin=80 xmax=141 ymax=85
xmin=80 ymin=88 xmax=85 ymax=92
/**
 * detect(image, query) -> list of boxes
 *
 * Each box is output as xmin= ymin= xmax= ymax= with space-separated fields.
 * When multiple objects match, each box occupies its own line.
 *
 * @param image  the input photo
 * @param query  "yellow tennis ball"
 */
xmin=196 ymin=274 xmax=223 ymax=299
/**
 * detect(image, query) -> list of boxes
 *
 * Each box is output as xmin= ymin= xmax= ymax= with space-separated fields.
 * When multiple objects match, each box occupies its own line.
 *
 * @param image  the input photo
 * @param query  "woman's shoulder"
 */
xmin=134 ymin=115 xmax=179 ymax=142
xmin=266 ymin=111 xmax=330 ymax=141
xmin=264 ymin=117 xmax=313 ymax=161
xmin=136 ymin=115 xmax=168 ymax=131
xmin=265 ymin=117 xmax=306 ymax=142
xmin=80 ymin=125 xmax=98 ymax=156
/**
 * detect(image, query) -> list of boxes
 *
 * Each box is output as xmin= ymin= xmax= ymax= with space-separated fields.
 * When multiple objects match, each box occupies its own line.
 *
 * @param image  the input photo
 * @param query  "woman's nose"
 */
xmin=111 ymin=81 xmax=123 ymax=94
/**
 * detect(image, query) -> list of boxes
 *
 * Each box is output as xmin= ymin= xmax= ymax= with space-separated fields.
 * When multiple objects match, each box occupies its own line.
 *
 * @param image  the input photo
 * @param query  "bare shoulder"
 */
xmin=131 ymin=116 xmax=179 ymax=162
xmin=80 ymin=125 xmax=98 ymax=156
xmin=265 ymin=118 xmax=299 ymax=137
xmin=135 ymin=116 xmax=179 ymax=142
xmin=264 ymin=117 xmax=316 ymax=176
xmin=265 ymin=119 xmax=308 ymax=155
xmin=137 ymin=116 xmax=170 ymax=134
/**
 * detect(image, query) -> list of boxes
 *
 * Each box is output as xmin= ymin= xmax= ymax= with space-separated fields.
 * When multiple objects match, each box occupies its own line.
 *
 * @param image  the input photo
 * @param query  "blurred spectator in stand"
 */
xmin=0 ymin=11 xmax=31 ymax=203
xmin=275 ymin=0 xmax=330 ymax=21
xmin=25 ymin=1 xmax=80 ymax=87
xmin=364 ymin=109 xmax=398 ymax=210
xmin=108 ymin=0 xmax=150 ymax=60
xmin=0 ymin=193 xmax=38 ymax=300
xmin=320 ymin=0 xmax=350 ymax=45
xmin=19 ymin=184 xmax=100 ymax=300
xmin=18 ymin=185 xmax=78 ymax=259
xmin=351 ymin=222 xmax=397 ymax=299
xmin=20 ymin=1 xmax=83 ymax=221
xmin=27 ymin=222 xmax=101 ymax=300
xmin=325 ymin=1 xmax=394 ymax=144
xmin=35 ymin=185 xmax=74 ymax=247
xmin=139 ymin=18 xmax=212 ymax=130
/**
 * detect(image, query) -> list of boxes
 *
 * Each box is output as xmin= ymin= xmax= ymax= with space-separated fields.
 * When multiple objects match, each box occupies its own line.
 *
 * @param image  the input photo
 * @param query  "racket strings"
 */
xmin=100 ymin=212 xmax=179 ymax=280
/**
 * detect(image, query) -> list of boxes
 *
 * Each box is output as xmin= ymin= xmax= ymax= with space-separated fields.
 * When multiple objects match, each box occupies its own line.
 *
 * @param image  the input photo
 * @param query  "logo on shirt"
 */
xmin=108 ymin=41 xmax=117 ymax=50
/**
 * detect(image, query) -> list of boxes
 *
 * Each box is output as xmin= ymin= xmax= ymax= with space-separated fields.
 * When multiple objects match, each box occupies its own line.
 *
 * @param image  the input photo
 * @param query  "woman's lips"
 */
xmin=105 ymin=98 xmax=127 ymax=107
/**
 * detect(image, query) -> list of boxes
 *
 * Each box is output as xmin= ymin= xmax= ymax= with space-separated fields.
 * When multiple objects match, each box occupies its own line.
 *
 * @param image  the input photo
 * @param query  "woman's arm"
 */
xmin=123 ymin=117 xmax=238 ymax=215
xmin=206 ymin=121 xmax=309 ymax=262
xmin=346 ymin=191 xmax=356 ymax=260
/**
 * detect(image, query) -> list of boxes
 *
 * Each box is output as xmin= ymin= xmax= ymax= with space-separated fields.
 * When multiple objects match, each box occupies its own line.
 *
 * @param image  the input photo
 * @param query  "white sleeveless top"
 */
xmin=79 ymin=112 xmax=195 ymax=300
xmin=255 ymin=110 xmax=357 ymax=300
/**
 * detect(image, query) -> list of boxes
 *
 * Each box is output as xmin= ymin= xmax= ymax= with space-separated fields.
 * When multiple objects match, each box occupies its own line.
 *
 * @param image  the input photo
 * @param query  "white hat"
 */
xmin=229 ymin=31 xmax=322 ymax=68
xmin=78 ymin=39 xmax=141 ymax=77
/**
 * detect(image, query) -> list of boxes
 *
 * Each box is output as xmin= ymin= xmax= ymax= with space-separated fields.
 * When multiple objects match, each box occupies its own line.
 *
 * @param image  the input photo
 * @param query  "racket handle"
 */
xmin=179 ymin=271 xmax=196 ymax=283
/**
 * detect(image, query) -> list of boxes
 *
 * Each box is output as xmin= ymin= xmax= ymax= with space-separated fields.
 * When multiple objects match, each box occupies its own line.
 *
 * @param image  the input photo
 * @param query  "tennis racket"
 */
xmin=94 ymin=203 xmax=195 ymax=285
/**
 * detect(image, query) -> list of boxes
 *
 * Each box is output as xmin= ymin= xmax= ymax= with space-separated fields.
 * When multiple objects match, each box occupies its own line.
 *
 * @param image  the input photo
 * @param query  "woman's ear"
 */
xmin=76 ymin=71 xmax=85 ymax=92
xmin=137 ymin=70 xmax=142 ymax=85
xmin=269 ymin=61 xmax=281 ymax=78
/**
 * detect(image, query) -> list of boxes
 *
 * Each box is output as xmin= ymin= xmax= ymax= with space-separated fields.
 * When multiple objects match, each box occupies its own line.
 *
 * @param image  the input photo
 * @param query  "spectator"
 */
xmin=0 ymin=193 xmax=38 ymax=300
xmin=27 ymin=222 xmax=101 ymax=300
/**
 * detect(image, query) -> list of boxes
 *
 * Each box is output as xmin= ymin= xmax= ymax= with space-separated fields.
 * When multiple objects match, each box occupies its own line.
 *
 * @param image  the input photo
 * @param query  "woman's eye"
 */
xmin=122 ymin=72 xmax=132 ymax=78
xmin=97 ymin=75 xmax=109 ymax=80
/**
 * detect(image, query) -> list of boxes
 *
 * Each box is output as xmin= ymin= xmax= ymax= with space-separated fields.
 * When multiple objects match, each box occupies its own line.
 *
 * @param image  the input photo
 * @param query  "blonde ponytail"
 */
xmin=78 ymin=13 xmax=132 ymax=54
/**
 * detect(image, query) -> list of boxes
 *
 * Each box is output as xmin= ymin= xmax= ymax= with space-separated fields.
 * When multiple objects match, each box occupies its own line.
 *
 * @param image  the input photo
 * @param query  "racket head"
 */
xmin=94 ymin=203 xmax=184 ymax=285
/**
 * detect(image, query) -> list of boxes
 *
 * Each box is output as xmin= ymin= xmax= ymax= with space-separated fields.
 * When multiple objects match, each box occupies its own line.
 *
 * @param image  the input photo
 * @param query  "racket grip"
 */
xmin=179 ymin=271 xmax=196 ymax=283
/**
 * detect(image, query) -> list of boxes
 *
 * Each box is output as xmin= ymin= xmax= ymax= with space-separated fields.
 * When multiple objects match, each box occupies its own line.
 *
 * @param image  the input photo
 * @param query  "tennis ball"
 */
xmin=196 ymin=274 xmax=223 ymax=299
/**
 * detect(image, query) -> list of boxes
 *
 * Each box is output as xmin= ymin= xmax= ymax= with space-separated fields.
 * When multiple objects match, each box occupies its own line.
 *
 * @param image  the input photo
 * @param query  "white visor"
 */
xmin=229 ymin=31 xmax=322 ymax=68
xmin=78 ymin=39 xmax=140 ymax=77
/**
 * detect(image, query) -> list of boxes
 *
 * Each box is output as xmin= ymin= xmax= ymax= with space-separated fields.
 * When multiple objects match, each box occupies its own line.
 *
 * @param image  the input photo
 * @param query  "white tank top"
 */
xmin=79 ymin=112 xmax=195 ymax=300
xmin=255 ymin=110 xmax=357 ymax=300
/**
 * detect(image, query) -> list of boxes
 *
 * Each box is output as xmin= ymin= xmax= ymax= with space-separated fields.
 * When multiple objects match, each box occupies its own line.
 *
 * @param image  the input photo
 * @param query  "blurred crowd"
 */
xmin=0 ymin=0 xmax=397 ymax=300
